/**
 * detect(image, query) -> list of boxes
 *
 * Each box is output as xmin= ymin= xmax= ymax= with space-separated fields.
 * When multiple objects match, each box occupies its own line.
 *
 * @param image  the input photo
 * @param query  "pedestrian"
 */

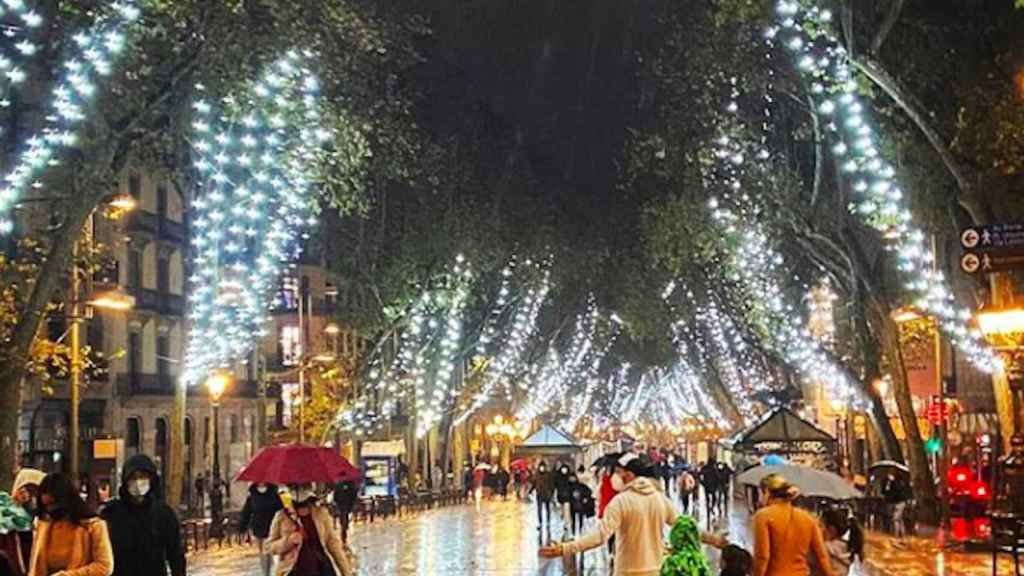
xmin=266 ymin=484 xmax=353 ymax=576
xmin=554 ymin=464 xmax=573 ymax=535
xmin=27 ymin=472 xmax=113 ymax=576
xmin=240 ymin=483 xmax=284 ymax=576
xmin=567 ymin=472 xmax=593 ymax=536
xmin=715 ymin=461 xmax=733 ymax=513
xmin=751 ymin=474 xmax=835 ymax=576
xmin=461 ymin=464 xmax=473 ymax=496
xmin=698 ymin=459 xmax=719 ymax=519
xmin=660 ymin=515 xmax=712 ymax=576
xmin=77 ymin=475 xmax=98 ymax=512
xmin=331 ymin=480 xmax=358 ymax=544
xmin=431 ymin=461 xmax=444 ymax=491
xmin=540 ymin=454 xmax=724 ymax=576
xmin=677 ymin=468 xmax=697 ymax=514
xmin=814 ymin=508 xmax=864 ymax=576
xmin=719 ymin=544 xmax=753 ymax=576
xmin=882 ymin=474 xmax=911 ymax=539
xmin=494 ymin=468 xmax=511 ymax=501
xmin=660 ymin=460 xmax=673 ymax=494
xmin=101 ymin=454 xmax=186 ymax=576
xmin=1 ymin=469 xmax=44 ymax=576
xmin=194 ymin=473 xmax=206 ymax=513
xmin=531 ymin=462 xmax=555 ymax=530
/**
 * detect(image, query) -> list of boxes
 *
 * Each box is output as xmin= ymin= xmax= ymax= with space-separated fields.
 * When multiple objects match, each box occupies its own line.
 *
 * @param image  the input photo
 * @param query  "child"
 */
xmin=820 ymin=508 xmax=864 ymax=575
xmin=719 ymin=544 xmax=752 ymax=576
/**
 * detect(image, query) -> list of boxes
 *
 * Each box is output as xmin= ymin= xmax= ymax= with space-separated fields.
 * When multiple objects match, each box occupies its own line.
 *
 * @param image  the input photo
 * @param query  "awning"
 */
xmin=731 ymin=407 xmax=835 ymax=449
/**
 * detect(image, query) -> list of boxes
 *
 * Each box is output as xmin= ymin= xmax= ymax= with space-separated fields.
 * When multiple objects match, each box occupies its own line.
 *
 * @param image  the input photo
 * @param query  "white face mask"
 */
xmin=257 ymin=484 xmax=268 ymax=494
xmin=128 ymin=478 xmax=151 ymax=498
xmin=610 ymin=473 xmax=626 ymax=492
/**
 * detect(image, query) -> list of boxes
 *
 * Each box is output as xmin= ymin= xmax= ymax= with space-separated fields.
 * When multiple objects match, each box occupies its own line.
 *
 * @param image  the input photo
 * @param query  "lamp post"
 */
xmin=206 ymin=370 xmax=230 ymax=537
xmin=68 ymin=194 xmax=136 ymax=475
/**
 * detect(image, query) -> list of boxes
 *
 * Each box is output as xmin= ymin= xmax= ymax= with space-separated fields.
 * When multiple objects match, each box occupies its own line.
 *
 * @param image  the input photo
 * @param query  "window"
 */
xmin=156 ymin=184 xmax=168 ymax=220
xmin=279 ymin=325 xmax=301 ymax=366
xmin=155 ymin=417 xmax=168 ymax=479
xmin=125 ymin=418 xmax=141 ymax=457
xmin=157 ymin=336 xmax=170 ymax=385
xmin=276 ymin=275 xmax=298 ymax=310
xmin=229 ymin=414 xmax=240 ymax=444
xmin=86 ymin=315 xmax=104 ymax=351
xmin=128 ymin=173 xmax=141 ymax=199
xmin=128 ymin=332 xmax=141 ymax=382
xmin=127 ymin=250 xmax=142 ymax=290
xmin=157 ymin=257 xmax=170 ymax=294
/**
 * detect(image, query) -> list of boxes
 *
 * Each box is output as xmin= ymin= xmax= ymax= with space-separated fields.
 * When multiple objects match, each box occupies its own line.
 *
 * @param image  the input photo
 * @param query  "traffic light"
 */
xmin=926 ymin=437 xmax=942 ymax=454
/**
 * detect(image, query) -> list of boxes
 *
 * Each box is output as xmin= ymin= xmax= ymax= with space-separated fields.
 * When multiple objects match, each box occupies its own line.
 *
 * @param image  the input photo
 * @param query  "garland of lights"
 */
xmin=0 ymin=1 xmax=141 ymax=233
xmin=454 ymin=258 xmax=551 ymax=425
xmin=182 ymin=50 xmax=331 ymax=385
xmin=770 ymin=0 xmax=998 ymax=372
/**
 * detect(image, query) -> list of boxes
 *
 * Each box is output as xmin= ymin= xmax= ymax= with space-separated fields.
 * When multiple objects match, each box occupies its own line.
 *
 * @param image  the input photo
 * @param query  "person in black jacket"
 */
xmin=240 ymin=483 xmax=284 ymax=576
xmin=554 ymin=464 xmax=573 ymax=535
xmin=101 ymin=454 xmax=186 ymax=576
xmin=332 ymin=480 xmax=359 ymax=543
xmin=566 ymin=472 xmax=593 ymax=536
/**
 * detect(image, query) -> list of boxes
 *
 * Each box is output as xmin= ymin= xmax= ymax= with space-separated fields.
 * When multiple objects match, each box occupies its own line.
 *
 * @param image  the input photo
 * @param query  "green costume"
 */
xmin=0 ymin=492 xmax=32 ymax=534
xmin=660 ymin=515 xmax=711 ymax=576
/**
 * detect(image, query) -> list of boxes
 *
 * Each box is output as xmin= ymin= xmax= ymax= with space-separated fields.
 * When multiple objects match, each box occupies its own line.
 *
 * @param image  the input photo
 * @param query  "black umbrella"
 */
xmin=591 ymin=452 xmax=622 ymax=469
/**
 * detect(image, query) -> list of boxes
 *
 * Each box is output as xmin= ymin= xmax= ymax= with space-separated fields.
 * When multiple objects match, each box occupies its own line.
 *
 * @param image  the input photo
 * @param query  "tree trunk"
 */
xmin=880 ymin=315 xmax=939 ymax=523
xmin=0 ymin=187 xmax=95 ymax=490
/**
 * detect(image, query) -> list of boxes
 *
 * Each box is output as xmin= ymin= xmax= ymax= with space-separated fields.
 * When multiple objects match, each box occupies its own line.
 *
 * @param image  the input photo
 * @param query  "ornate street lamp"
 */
xmin=205 ymin=370 xmax=231 ymax=537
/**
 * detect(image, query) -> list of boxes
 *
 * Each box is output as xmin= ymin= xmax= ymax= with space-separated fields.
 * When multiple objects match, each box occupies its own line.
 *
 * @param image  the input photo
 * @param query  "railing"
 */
xmin=116 ymin=372 xmax=176 ymax=396
xmin=125 ymin=210 xmax=185 ymax=244
xmin=134 ymin=288 xmax=185 ymax=316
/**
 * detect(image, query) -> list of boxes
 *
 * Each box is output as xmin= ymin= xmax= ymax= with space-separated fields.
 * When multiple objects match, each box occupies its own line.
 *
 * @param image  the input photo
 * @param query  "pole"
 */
xmin=210 ymin=400 xmax=223 ymax=537
xmin=298 ymin=286 xmax=305 ymax=443
xmin=69 ymin=238 xmax=81 ymax=476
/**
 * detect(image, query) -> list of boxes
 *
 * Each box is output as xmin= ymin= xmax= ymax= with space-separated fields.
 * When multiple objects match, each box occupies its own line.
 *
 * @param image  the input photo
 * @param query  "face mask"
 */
xmin=610 ymin=473 xmax=626 ymax=492
xmin=561 ymin=468 xmax=568 ymax=475
xmin=128 ymin=478 xmax=151 ymax=498
xmin=257 ymin=484 xmax=268 ymax=494
xmin=539 ymin=466 xmax=546 ymax=472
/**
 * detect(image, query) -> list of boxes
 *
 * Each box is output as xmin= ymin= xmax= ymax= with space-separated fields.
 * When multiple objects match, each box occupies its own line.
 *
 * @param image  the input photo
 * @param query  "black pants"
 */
xmin=336 ymin=506 xmax=352 ymax=542
xmin=571 ymin=511 xmax=585 ymax=535
xmin=679 ymin=490 xmax=691 ymax=514
xmin=537 ymin=498 xmax=552 ymax=526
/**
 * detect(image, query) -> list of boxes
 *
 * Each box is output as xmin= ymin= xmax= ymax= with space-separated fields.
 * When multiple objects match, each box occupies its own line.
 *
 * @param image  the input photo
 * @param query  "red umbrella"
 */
xmin=235 ymin=443 xmax=360 ymax=485
xmin=509 ymin=458 xmax=530 ymax=471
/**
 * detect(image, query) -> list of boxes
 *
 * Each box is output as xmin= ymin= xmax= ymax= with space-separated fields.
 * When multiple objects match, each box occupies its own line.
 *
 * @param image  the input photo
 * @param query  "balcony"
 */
xmin=133 ymin=288 xmax=185 ymax=316
xmin=158 ymin=217 xmax=185 ymax=243
xmin=116 ymin=372 xmax=175 ymax=396
xmin=124 ymin=210 xmax=157 ymax=235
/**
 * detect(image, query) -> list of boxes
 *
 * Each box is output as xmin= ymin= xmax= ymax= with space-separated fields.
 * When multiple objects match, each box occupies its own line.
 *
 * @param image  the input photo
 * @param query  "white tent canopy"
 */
xmin=515 ymin=424 xmax=581 ymax=456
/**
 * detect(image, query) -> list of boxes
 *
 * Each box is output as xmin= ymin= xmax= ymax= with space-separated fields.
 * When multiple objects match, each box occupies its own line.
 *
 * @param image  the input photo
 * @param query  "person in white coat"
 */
xmin=541 ymin=454 xmax=725 ymax=576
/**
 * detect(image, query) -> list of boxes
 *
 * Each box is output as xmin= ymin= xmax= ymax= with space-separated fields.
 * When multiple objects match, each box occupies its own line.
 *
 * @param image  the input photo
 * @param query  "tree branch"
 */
xmin=869 ymin=0 xmax=906 ymax=55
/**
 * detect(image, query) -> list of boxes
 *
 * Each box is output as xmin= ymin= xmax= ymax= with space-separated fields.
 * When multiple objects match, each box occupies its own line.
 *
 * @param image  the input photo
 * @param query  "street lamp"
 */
xmin=205 ymin=370 xmax=230 ymax=537
xmin=69 ymin=196 xmax=135 ymax=476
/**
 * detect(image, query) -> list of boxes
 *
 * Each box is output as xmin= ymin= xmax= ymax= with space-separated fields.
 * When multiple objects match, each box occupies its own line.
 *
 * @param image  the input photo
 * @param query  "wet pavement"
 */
xmin=191 ymin=495 xmax=1013 ymax=575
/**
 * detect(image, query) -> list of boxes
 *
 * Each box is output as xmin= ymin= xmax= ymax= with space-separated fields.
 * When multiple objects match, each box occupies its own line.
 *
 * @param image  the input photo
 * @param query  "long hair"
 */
xmin=822 ymin=507 xmax=864 ymax=563
xmin=38 ymin=473 xmax=96 ymax=525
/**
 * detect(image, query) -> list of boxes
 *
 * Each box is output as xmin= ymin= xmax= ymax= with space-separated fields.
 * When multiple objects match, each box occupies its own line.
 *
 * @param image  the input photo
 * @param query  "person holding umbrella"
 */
xmin=267 ymin=484 xmax=353 ymax=576
xmin=240 ymin=483 xmax=284 ymax=576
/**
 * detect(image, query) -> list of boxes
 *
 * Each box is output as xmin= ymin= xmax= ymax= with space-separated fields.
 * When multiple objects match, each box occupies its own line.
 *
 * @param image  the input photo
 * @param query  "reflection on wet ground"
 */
xmin=192 ymin=497 xmax=1013 ymax=575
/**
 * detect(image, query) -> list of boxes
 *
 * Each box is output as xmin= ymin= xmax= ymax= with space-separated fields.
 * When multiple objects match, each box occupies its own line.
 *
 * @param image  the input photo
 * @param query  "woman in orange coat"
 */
xmin=751 ymin=474 xmax=834 ymax=576
xmin=28 ymin=473 xmax=113 ymax=576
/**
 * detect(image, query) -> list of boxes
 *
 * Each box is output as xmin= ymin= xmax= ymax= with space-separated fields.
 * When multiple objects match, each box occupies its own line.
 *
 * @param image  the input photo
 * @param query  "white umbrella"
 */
xmin=868 ymin=460 xmax=910 ymax=473
xmin=736 ymin=464 xmax=862 ymax=500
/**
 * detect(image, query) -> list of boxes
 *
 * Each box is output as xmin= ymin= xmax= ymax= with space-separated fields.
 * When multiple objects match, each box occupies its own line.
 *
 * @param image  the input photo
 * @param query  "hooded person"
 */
xmin=660 ymin=515 xmax=712 ymax=576
xmin=100 ymin=454 xmax=185 ymax=576
xmin=240 ymin=483 xmax=284 ymax=576
xmin=541 ymin=454 xmax=725 ymax=576
xmin=0 ymin=469 xmax=45 ymax=576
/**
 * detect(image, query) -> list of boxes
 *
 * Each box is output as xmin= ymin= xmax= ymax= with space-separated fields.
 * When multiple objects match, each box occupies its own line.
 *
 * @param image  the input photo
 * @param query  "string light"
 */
xmin=182 ymin=50 xmax=332 ymax=385
xmin=770 ymin=0 xmax=999 ymax=372
xmin=0 ymin=2 xmax=141 ymax=233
